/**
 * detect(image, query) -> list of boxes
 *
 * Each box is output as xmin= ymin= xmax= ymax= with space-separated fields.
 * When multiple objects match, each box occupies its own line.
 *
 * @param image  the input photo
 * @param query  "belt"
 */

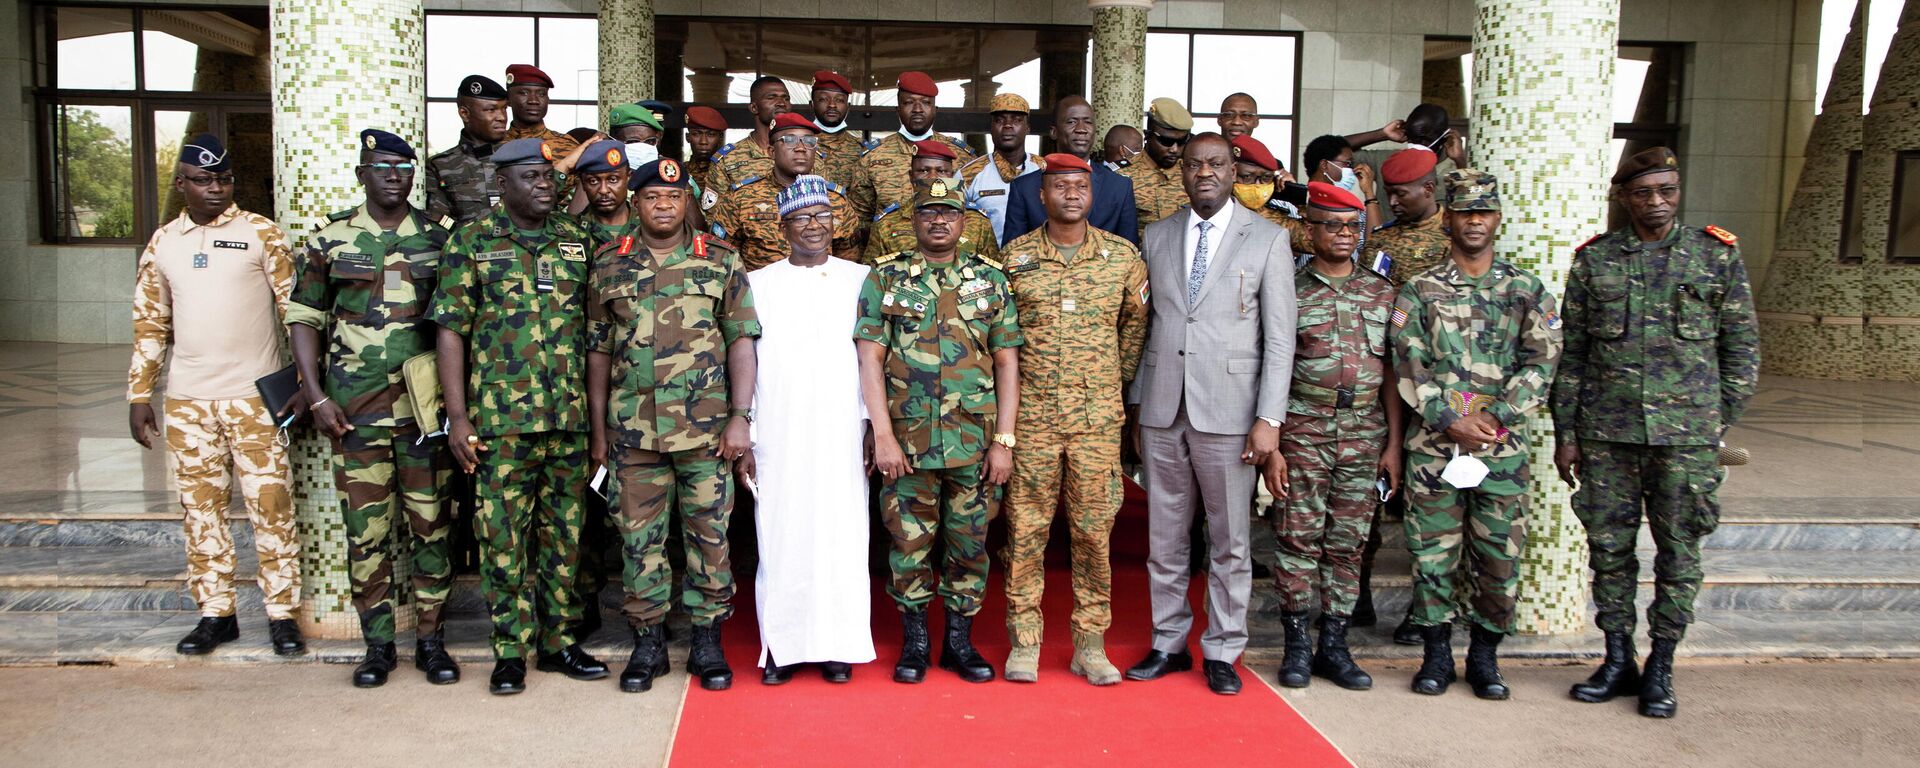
xmin=1292 ymin=380 xmax=1375 ymax=409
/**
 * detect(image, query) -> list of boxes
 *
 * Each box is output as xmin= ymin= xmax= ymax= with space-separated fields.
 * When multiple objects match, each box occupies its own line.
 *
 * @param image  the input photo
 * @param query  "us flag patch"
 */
xmin=1390 ymin=306 xmax=1408 ymax=328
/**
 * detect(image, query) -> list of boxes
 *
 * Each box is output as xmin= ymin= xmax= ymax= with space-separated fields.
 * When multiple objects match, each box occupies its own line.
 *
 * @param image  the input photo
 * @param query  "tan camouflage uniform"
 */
xmin=1370 ymin=209 xmax=1452 ymax=287
xmin=815 ymin=130 xmax=878 ymax=225
xmin=708 ymin=176 xmax=863 ymax=271
xmin=1120 ymin=161 xmax=1188 ymax=235
xmin=863 ymin=203 xmax=1000 ymax=266
xmin=862 ymin=133 xmax=977 ymax=212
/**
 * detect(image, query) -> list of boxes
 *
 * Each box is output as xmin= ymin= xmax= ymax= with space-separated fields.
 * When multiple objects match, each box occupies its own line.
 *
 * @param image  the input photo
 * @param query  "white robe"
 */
xmin=748 ymin=258 xmax=877 ymax=667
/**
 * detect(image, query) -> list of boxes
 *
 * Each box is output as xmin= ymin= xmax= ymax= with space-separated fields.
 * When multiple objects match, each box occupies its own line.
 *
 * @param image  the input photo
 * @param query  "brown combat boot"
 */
xmin=1070 ymin=633 xmax=1122 ymax=686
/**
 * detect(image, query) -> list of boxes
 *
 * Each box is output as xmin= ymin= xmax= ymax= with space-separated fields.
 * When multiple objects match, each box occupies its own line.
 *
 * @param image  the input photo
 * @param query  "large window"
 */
xmin=34 ymin=5 xmax=272 ymax=244
xmin=1889 ymin=151 xmax=1920 ymax=265
xmin=1145 ymin=32 xmax=1300 ymax=167
xmin=424 ymin=14 xmax=600 ymax=158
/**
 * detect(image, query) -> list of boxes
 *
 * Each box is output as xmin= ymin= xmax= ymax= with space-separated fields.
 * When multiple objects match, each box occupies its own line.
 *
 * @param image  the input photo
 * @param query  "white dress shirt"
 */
xmin=1183 ymin=201 xmax=1237 ymax=279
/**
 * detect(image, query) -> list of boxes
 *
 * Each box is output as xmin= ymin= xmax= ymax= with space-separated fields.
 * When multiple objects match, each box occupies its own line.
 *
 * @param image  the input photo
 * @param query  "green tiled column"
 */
xmin=1470 ymin=0 xmax=1617 ymax=635
xmin=1089 ymin=0 xmax=1152 ymax=141
xmin=598 ymin=0 xmax=655 ymax=127
xmin=272 ymin=0 xmax=427 ymax=640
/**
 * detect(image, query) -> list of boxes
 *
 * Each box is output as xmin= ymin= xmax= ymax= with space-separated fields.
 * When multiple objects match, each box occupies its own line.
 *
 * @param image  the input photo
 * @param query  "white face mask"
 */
xmin=624 ymin=141 xmax=659 ymax=169
xmin=1325 ymin=164 xmax=1359 ymax=194
xmin=1441 ymin=447 xmax=1491 ymax=489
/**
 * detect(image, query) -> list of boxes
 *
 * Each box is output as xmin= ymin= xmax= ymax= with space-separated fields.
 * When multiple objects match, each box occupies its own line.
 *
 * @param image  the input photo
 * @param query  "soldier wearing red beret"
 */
xmin=502 ymin=64 xmax=579 ymax=198
xmin=862 ymin=140 xmax=998 ymax=265
xmin=862 ymin=71 xmax=977 ymax=213
xmin=708 ymin=76 xmax=796 ymax=200
xmin=683 ymin=105 xmax=728 ymax=194
xmin=1229 ymin=134 xmax=1313 ymax=256
xmin=809 ymin=69 xmax=878 ymax=236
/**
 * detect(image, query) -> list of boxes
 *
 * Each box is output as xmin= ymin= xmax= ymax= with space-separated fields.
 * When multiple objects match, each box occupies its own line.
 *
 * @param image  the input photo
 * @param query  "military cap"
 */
xmin=685 ymin=105 xmax=727 ymax=131
xmin=629 ymin=158 xmax=691 ymax=191
xmin=1148 ymin=97 xmax=1194 ymax=131
xmin=770 ymin=112 xmax=816 ymax=135
xmin=813 ymin=69 xmax=854 ymax=94
xmin=492 ymin=137 xmax=554 ymax=168
xmin=1040 ymin=153 xmax=1091 ymax=174
xmin=988 ymin=93 xmax=1031 ymax=114
xmin=609 ymin=103 xmax=664 ymax=132
xmin=1443 ymin=168 xmax=1501 ymax=211
xmin=638 ymin=99 xmax=675 ymax=121
xmin=912 ymin=177 xmax=965 ymax=210
xmin=574 ymin=139 xmax=628 ymax=175
xmin=1229 ymin=135 xmax=1278 ymax=172
xmin=1612 ymin=146 xmax=1679 ymax=184
xmin=912 ymin=139 xmax=956 ymax=161
xmin=180 ymin=133 xmax=231 ymax=172
xmin=1307 ymin=181 xmax=1363 ymax=212
xmin=1381 ymin=149 xmax=1438 ymax=185
xmin=504 ymin=64 xmax=554 ymax=88
xmin=778 ymin=174 xmax=833 ymax=217
xmin=358 ymin=129 xmax=416 ymax=160
xmin=458 ymin=74 xmax=508 ymax=100
xmin=898 ymin=71 xmax=939 ymax=97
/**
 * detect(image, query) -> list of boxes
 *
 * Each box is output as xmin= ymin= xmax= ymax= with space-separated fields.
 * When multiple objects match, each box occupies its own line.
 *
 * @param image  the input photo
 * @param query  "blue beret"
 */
xmin=638 ymin=100 xmax=675 ymax=120
xmin=628 ymin=158 xmax=692 ymax=191
xmin=458 ymin=75 xmax=508 ymax=100
xmin=492 ymin=137 xmax=554 ymax=168
xmin=574 ymin=139 xmax=628 ymax=175
xmin=359 ymin=129 xmax=415 ymax=160
xmin=179 ymin=133 xmax=230 ymax=172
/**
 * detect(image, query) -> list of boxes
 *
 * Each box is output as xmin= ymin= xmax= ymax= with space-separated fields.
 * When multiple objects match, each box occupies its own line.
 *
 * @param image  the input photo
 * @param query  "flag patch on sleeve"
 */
xmin=1390 ymin=306 xmax=1408 ymax=328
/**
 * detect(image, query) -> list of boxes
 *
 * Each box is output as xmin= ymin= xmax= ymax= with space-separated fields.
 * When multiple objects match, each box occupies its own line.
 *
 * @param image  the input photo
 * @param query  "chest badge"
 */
xmin=192 ymin=253 xmax=209 ymax=269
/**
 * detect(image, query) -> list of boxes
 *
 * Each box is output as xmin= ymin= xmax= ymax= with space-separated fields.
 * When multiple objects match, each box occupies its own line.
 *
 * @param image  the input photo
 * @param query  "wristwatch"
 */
xmin=731 ymin=406 xmax=755 ymax=423
xmin=992 ymin=433 xmax=1017 ymax=450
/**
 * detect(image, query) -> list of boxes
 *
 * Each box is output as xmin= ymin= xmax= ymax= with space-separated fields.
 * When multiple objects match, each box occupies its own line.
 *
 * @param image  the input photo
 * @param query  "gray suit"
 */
xmin=1135 ymin=204 xmax=1295 ymax=663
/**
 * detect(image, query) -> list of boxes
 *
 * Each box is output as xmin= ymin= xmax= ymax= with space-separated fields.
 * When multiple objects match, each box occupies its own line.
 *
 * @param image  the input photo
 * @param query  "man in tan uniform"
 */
xmin=127 ymin=134 xmax=304 ymax=657
xmin=1120 ymin=97 xmax=1193 ymax=234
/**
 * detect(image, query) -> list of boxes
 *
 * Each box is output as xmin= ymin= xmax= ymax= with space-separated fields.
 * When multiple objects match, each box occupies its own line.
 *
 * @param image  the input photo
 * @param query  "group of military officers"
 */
xmin=128 ymin=60 xmax=1757 ymax=720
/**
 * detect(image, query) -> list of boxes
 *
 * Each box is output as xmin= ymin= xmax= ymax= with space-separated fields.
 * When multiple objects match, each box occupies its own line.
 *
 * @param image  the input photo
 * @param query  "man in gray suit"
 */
xmin=1124 ymin=133 xmax=1296 ymax=695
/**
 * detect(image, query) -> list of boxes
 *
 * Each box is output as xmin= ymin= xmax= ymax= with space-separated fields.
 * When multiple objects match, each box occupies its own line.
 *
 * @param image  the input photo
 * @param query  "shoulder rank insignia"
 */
xmin=327 ymin=208 xmax=355 ymax=222
xmin=729 ymin=176 xmax=762 ymax=192
xmin=1703 ymin=225 xmax=1738 ymax=246
xmin=713 ymin=143 xmax=735 ymax=158
xmin=1575 ymin=232 xmax=1607 ymax=252
xmin=873 ymin=203 xmax=901 ymax=223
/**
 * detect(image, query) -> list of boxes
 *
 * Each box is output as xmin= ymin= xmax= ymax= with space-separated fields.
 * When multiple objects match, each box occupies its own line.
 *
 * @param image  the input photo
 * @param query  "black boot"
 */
xmin=1465 ymin=624 xmax=1510 ymax=700
xmin=1351 ymin=581 xmax=1377 ymax=628
xmin=175 ymin=615 xmax=239 ymax=655
xmin=620 ymin=625 xmax=669 ymax=693
xmin=578 ymin=602 xmax=604 ymax=641
xmin=1276 ymin=611 xmax=1313 ymax=688
xmin=415 ymin=632 xmax=460 ymax=685
xmin=1410 ymin=623 xmax=1455 ymax=695
xmin=1311 ymin=614 xmax=1373 ymax=690
xmin=269 ymin=619 xmax=306 ymax=656
xmin=688 ymin=624 xmax=734 ymax=691
xmin=938 ymin=612 xmax=994 ymax=683
xmin=1639 ymin=638 xmax=1678 ymax=718
xmin=1392 ymin=611 xmax=1422 ymax=646
xmin=488 ymin=658 xmax=527 ymax=695
xmin=894 ymin=609 xmax=930 ymax=684
xmin=1571 ymin=631 xmax=1640 ymax=703
xmin=536 ymin=644 xmax=610 ymax=681
xmin=353 ymin=642 xmax=397 ymax=688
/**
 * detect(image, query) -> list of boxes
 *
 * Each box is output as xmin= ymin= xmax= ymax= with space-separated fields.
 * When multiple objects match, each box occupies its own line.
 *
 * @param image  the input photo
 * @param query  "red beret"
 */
xmin=504 ymin=64 xmax=553 ymax=88
xmin=1307 ymin=181 xmax=1364 ymax=212
xmin=770 ymin=112 xmax=816 ymax=134
xmin=813 ymin=69 xmax=853 ymax=94
xmin=912 ymin=139 xmax=956 ymax=161
xmin=1229 ymin=135 xmax=1278 ymax=172
xmin=898 ymin=71 xmax=939 ymax=97
xmin=1040 ymin=153 xmax=1091 ymax=174
xmin=684 ymin=105 xmax=727 ymax=131
xmin=1381 ymin=149 xmax=1438 ymax=185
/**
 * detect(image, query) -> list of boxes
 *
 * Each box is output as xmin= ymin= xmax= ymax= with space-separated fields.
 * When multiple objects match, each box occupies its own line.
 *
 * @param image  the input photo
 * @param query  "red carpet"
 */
xmin=669 ymin=482 xmax=1352 ymax=767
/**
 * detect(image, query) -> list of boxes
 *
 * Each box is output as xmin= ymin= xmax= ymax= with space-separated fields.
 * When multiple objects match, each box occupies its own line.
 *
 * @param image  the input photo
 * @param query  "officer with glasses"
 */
xmin=708 ymin=113 xmax=863 ymax=270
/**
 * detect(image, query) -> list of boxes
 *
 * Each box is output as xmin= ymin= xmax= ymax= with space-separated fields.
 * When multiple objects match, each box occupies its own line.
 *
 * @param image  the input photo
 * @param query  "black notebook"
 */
xmin=254 ymin=364 xmax=300 ymax=427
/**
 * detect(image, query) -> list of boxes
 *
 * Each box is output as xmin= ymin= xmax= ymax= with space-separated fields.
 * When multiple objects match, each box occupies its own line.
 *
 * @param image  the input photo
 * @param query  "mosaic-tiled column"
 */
xmin=272 ymin=0 xmax=427 ymax=640
xmin=1089 ymin=0 xmax=1152 ymax=141
xmin=1470 ymin=0 xmax=1617 ymax=635
xmin=598 ymin=0 xmax=655 ymax=127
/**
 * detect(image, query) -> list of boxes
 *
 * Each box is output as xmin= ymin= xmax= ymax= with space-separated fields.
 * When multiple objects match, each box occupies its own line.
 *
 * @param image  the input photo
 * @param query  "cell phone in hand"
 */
xmin=1376 ymin=476 xmax=1393 ymax=502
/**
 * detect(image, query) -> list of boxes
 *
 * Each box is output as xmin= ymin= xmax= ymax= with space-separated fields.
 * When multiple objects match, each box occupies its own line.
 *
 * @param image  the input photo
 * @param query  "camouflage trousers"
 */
xmin=611 ymin=443 xmax=735 ymax=628
xmin=880 ymin=460 xmax=994 ymax=616
xmin=1003 ymin=429 xmax=1123 ymax=647
xmin=1575 ymin=440 xmax=1721 ymax=642
xmin=571 ymin=490 xmax=617 ymax=623
xmin=333 ymin=423 xmax=451 ymax=644
xmin=164 ymin=396 xmax=300 ymax=620
xmin=473 ymin=430 xmax=586 ymax=659
xmin=1274 ymin=407 xmax=1387 ymax=616
xmin=1404 ymin=451 xmax=1530 ymax=634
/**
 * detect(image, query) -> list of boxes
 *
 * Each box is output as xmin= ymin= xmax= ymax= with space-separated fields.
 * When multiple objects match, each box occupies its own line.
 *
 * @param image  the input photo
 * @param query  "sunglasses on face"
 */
xmin=1307 ymin=219 xmax=1363 ymax=234
xmin=1150 ymin=131 xmax=1190 ymax=147
xmin=776 ymin=135 xmax=820 ymax=148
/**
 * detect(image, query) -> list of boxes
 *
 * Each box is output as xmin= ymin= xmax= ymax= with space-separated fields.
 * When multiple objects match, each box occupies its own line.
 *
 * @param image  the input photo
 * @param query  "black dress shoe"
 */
xmin=489 ymin=658 xmax=528 ymax=695
xmin=1124 ymin=649 xmax=1194 ymax=681
xmin=1203 ymin=660 xmax=1242 ymax=695
xmin=176 ymin=616 xmax=239 ymax=655
xmin=415 ymin=632 xmax=460 ymax=685
xmin=621 ymin=625 xmax=670 ymax=693
xmin=688 ymin=624 xmax=734 ymax=691
xmin=537 ymin=644 xmax=610 ymax=681
xmin=762 ymin=661 xmax=797 ymax=685
xmin=354 ymin=642 xmax=397 ymax=688
xmin=821 ymin=661 xmax=852 ymax=683
xmin=268 ymin=619 xmax=306 ymax=656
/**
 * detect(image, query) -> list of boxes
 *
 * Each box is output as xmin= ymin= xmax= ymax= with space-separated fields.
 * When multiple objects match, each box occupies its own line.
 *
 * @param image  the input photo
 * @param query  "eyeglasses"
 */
xmin=1150 ymin=131 xmax=1189 ymax=147
xmin=914 ymin=207 xmax=964 ymax=222
xmin=783 ymin=211 xmax=834 ymax=227
xmin=1328 ymin=158 xmax=1354 ymax=168
xmin=358 ymin=162 xmax=416 ymax=177
xmin=1235 ymin=171 xmax=1277 ymax=185
xmin=1219 ymin=110 xmax=1259 ymax=121
xmin=181 ymin=173 xmax=236 ymax=188
xmin=776 ymin=135 xmax=820 ymax=148
xmin=1625 ymin=184 xmax=1681 ymax=203
xmin=1307 ymin=219 xmax=1363 ymax=234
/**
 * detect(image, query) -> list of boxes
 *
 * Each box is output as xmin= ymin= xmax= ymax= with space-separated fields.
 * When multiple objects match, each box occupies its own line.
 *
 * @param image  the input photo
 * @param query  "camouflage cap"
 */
xmin=1443 ymin=168 xmax=1500 ymax=212
xmin=911 ymin=177 xmax=966 ymax=211
xmin=988 ymin=93 xmax=1031 ymax=114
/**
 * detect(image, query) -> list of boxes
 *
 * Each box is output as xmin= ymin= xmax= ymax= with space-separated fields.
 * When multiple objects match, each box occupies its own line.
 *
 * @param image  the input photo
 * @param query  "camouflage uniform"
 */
xmin=706 ymin=139 xmax=774 ymax=199
xmin=708 ymin=176 xmax=863 ymax=271
xmin=504 ymin=126 xmax=578 ymax=198
xmin=431 ymin=207 xmax=593 ymax=659
xmin=855 ymin=250 xmax=1022 ymax=615
xmin=1275 ymin=263 xmax=1397 ymax=616
xmin=862 ymin=133 xmax=977 ymax=212
xmin=863 ymin=203 xmax=1000 ymax=266
xmin=815 ymin=130 xmax=879 ymax=224
xmin=554 ymin=211 xmax=632 ymax=626
xmin=1120 ymin=161 xmax=1187 ymax=234
xmin=1370 ymin=210 xmax=1452 ymax=287
xmin=423 ymin=131 xmax=501 ymax=226
xmin=1251 ymin=202 xmax=1316 ymax=259
xmin=1551 ymin=223 xmax=1759 ymax=641
xmin=687 ymin=156 xmax=718 ymax=197
xmin=588 ymin=234 xmax=760 ymax=629
xmin=287 ymin=205 xmax=453 ymax=643
xmin=1000 ymin=227 xmax=1148 ymax=646
xmin=1391 ymin=258 xmax=1561 ymax=634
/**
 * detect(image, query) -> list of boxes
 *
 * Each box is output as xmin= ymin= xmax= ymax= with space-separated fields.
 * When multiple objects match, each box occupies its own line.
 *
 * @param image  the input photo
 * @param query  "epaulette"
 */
xmin=714 ymin=143 xmax=736 ymax=158
xmin=1372 ymin=219 xmax=1396 ymax=232
xmin=729 ymin=176 xmax=762 ymax=192
xmin=703 ymin=234 xmax=737 ymax=253
xmin=873 ymin=202 xmax=901 ymax=223
xmin=825 ymin=181 xmax=846 ymax=195
xmin=326 ymin=208 xmax=355 ymax=222
xmin=958 ymin=155 xmax=989 ymax=173
xmin=872 ymin=250 xmax=907 ymax=265
xmin=975 ymin=253 xmax=1005 ymax=271
xmin=1575 ymin=232 xmax=1607 ymax=252
xmin=1703 ymin=225 xmax=1738 ymax=246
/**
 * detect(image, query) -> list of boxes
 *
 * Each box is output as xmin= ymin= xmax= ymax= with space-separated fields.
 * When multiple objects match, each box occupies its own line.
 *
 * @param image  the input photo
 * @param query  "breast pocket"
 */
xmin=1361 ymin=305 xmax=1390 ymax=356
xmin=1674 ymin=282 xmax=1722 ymax=340
xmin=328 ymin=260 xmax=377 ymax=319
xmin=1295 ymin=301 xmax=1335 ymax=359
xmin=672 ymin=276 xmax=724 ymax=332
xmin=1587 ymin=275 xmax=1629 ymax=339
